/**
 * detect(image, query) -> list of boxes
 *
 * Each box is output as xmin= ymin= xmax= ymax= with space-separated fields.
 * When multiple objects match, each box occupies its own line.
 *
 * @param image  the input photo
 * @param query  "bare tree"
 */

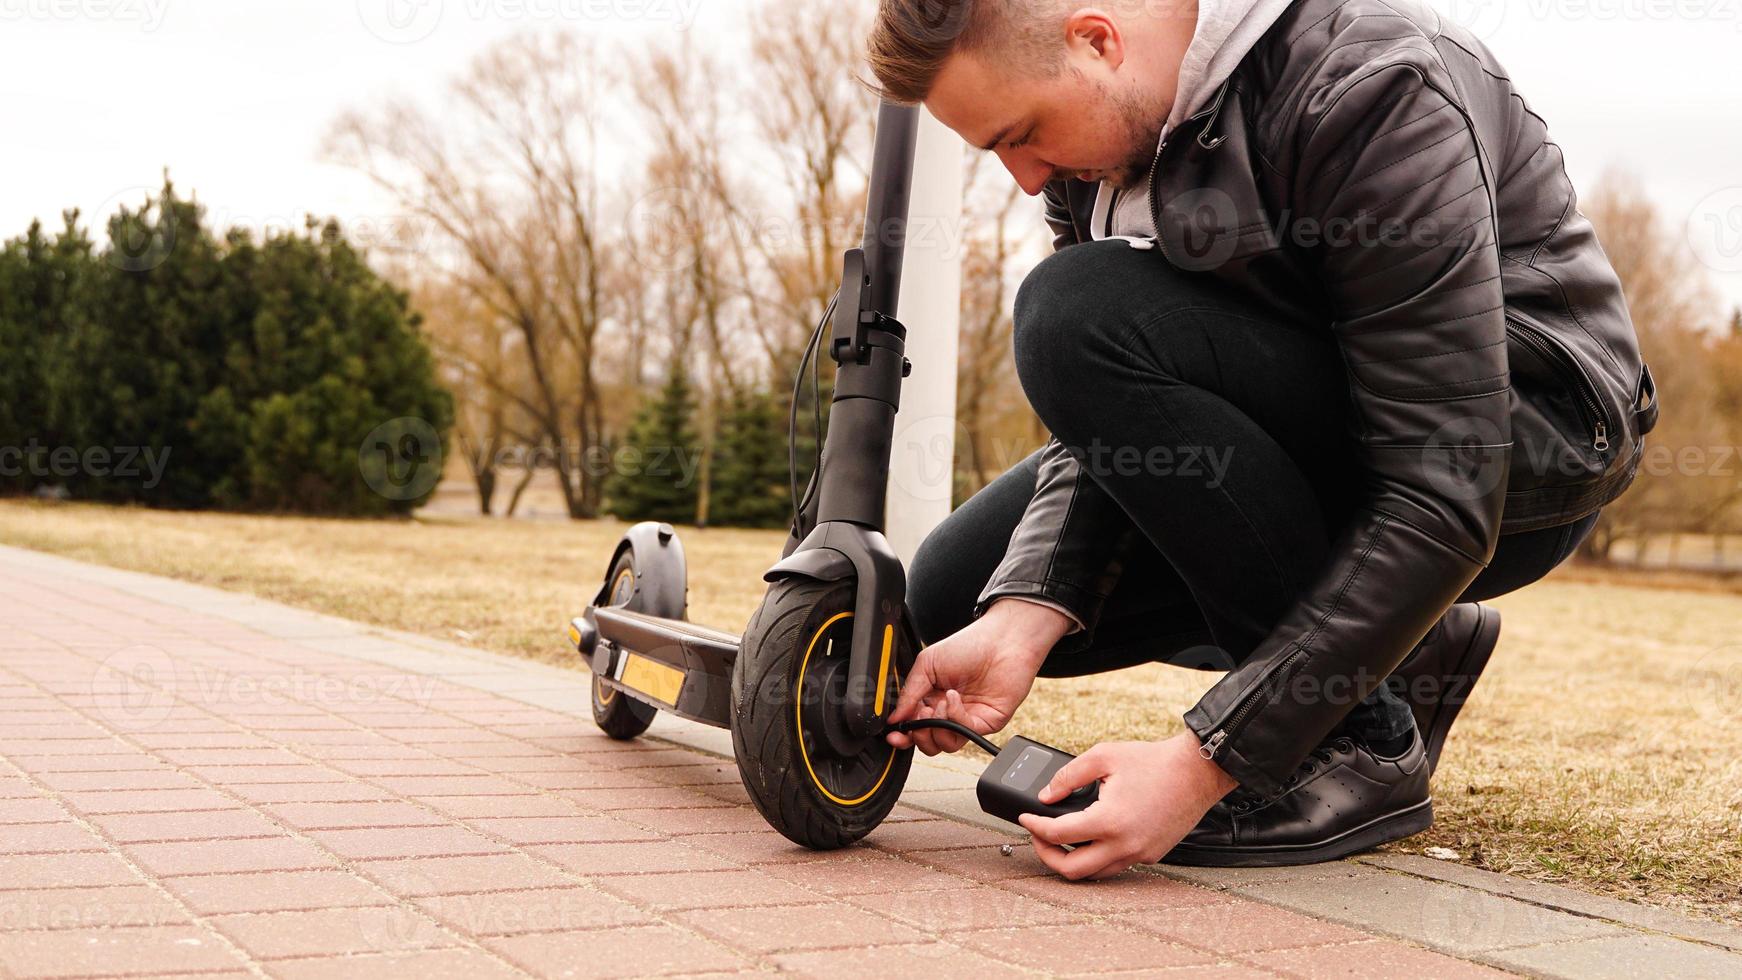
xmin=324 ymin=31 xmax=617 ymax=518
xmin=1580 ymin=171 xmax=1735 ymax=560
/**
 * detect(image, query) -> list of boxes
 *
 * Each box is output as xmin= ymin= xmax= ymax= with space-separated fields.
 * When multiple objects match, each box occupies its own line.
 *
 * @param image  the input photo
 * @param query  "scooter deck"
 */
xmin=573 ymin=606 xmax=740 ymax=729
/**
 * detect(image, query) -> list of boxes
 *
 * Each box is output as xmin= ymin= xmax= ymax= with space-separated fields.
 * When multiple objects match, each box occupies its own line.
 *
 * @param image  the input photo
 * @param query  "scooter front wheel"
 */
xmin=730 ymin=575 xmax=916 ymax=849
xmin=590 ymin=553 xmax=659 ymax=740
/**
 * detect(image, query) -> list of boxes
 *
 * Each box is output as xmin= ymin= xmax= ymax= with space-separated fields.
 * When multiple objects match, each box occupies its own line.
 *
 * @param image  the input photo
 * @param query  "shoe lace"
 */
xmin=1284 ymin=737 xmax=1355 ymax=788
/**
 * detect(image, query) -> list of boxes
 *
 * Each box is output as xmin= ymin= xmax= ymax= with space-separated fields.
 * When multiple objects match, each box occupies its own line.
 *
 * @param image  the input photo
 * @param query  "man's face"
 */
xmin=924 ymin=41 xmax=1172 ymax=196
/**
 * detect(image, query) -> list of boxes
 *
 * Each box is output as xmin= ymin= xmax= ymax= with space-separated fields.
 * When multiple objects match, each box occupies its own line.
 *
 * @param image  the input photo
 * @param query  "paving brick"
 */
xmin=506 ymin=769 xmax=663 ymax=791
xmin=845 ymin=885 xmax=1090 ymax=933
xmin=555 ymin=785 xmax=729 ymax=810
xmin=373 ymin=775 xmax=533 ymax=796
xmin=209 ymin=905 xmax=458 ymax=959
xmin=58 ymin=787 xmax=241 ymax=815
xmin=772 ymin=940 xmax=1033 ymax=978
xmin=415 ymin=886 xmax=652 ymax=936
xmin=0 ymin=924 xmax=248 ymax=977
xmin=999 ymin=871 xmax=1236 ymax=915
xmin=868 ymin=818 xmax=1024 ymax=852
xmin=609 ymin=805 xmax=781 ymax=835
xmin=1112 ymin=899 xmax=1373 ymax=954
xmin=308 ymin=825 xmax=510 ymax=860
xmin=900 ymin=844 xmax=1055 ymax=883
xmin=487 ymin=923 xmax=749 ymax=977
xmin=227 ymin=781 xmax=392 ymax=804
xmin=37 ymin=768 xmax=203 ymax=792
xmin=464 ymin=815 xmax=661 ymax=845
xmin=329 ymin=757 xmax=484 ymax=777
xmin=90 ymin=807 xmax=287 ymax=843
xmin=0 ymin=884 xmax=190 ymax=930
xmin=0 ymin=852 xmax=142 ymax=888
xmin=759 ymin=851 xmax=970 ymax=896
xmin=635 ymin=762 xmax=743 ymax=786
xmin=953 ymin=922 xmax=1218 ymax=973
xmin=1484 ymin=933 xmax=1742 ymax=979
xmin=1236 ymin=867 xmax=1625 ymax=954
xmin=0 ymin=822 xmax=107 ymax=854
xmin=264 ymin=800 xmax=447 ymax=830
xmin=528 ymin=839 xmax=742 ymax=875
xmin=674 ymin=901 xmax=929 ymax=953
xmin=127 ymin=836 xmax=339 ymax=876
xmin=682 ymin=831 xmax=869 ymax=865
xmin=593 ymin=867 xmax=820 ymax=911
xmin=7 ymin=753 xmax=168 ymax=774
xmin=154 ymin=746 xmax=305 ymax=766
xmin=417 ymin=794 xmax=581 ymax=819
xmin=267 ymin=948 xmax=527 ymax=980
xmin=160 ymin=869 xmax=394 ymax=914
xmin=362 ymin=854 xmax=579 ymax=896
xmin=1240 ymin=938 xmax=1515 ymax=979
xmin=187 ymin=764 xmax=347 ymax=784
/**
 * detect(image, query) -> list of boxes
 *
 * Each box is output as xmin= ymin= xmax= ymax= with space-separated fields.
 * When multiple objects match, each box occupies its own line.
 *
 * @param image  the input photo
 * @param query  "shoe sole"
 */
xmin=1159 ymin=798 xmax=1434 ymax=868
xmin=1421 ymin=605 xmax=1502 ymax=774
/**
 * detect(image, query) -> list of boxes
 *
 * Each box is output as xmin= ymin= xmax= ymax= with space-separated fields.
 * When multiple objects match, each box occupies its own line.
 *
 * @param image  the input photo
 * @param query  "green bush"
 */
xmin=0 ymin=177 xmax=451 ymax=515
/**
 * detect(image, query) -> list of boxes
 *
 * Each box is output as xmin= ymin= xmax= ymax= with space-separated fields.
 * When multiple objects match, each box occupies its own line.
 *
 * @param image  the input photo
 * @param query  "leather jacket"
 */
xmin=972 ymin=0 xmax=1660 ymax=798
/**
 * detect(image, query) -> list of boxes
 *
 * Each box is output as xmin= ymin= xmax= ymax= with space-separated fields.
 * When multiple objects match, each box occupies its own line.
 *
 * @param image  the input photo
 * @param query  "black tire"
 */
xmin=730 ymin=575 xmax=917 ymax=849
xmin=590 ymin=553 xmax=658 ymax=740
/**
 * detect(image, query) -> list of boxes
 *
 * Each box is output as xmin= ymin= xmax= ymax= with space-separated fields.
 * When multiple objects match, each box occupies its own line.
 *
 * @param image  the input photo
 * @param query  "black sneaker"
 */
xmin=1161 ymin=730 xmax=1432 ymax=867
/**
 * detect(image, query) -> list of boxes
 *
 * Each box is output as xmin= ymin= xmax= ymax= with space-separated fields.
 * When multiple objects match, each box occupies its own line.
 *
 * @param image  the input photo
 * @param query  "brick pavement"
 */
xmin=0 ymin=545 xmax=1735 ymax=978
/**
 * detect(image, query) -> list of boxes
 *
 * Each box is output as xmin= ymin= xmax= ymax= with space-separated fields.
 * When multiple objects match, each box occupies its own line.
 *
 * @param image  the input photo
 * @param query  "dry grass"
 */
xmin=0 ymin=499 xmax=1736 ymax=924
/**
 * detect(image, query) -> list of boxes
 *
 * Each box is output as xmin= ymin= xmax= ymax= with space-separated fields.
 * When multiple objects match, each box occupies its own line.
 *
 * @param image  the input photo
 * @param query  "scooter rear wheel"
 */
xmin=731 ymin=575 xmax=916 ymax=849
xmin=590 ymin=554 xmax=659 ymax=740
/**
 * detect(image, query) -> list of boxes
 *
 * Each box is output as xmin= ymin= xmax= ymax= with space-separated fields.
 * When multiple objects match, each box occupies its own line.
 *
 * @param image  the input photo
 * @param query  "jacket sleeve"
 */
xmin=972 ymin=436 xmax=1140 ymax=635
xmin=1183 ymin=64 xmax=1513 ymax=797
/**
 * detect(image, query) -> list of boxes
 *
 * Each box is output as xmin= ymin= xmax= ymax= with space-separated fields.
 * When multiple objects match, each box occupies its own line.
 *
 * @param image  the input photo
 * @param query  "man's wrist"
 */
xmin=982 ymin=597 xmax=1072 ymax=668
xmin=1167 ymin=730 xmax=1239 ymax=801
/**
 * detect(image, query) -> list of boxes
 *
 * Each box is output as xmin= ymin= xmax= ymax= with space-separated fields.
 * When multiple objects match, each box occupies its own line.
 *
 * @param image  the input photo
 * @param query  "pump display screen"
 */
xmin=1000 ymin=746 xmax=1052 ymax=792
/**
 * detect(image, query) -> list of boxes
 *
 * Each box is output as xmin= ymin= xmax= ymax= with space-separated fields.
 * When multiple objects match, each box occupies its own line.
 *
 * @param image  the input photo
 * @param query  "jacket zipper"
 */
xmin=1504 ymin=312 xmax=1612 ymax=452
xmin=1149 ymin=82 xmax=1231 ymax=269
xmin=1199 ymin=647 xmax=1306 ymax=760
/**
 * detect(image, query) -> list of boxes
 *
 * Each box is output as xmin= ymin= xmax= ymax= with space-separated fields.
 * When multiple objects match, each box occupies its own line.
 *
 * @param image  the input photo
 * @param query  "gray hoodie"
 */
xmin=1093 ymin=0 xmax=1297 ymax=241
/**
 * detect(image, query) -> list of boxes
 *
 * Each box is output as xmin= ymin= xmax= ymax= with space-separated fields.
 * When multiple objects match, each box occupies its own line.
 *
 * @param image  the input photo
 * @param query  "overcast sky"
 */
xmin=4 ymin=0 xmax=1739 ymax=312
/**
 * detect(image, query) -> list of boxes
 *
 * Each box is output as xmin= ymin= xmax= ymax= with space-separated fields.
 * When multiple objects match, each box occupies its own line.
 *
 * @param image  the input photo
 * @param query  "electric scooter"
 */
xmin=565 ymin=101 xmax=927 ymax=849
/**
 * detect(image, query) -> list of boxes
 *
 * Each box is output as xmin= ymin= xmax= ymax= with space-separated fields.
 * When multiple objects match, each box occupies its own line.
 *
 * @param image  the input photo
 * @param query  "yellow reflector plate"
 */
xmin=620 ymin=654 xmax=684 ymax=705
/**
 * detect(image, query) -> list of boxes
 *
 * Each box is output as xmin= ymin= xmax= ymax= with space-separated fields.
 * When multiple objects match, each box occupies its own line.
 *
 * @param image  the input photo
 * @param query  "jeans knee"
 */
xmin=905 ymin=521 xmax=974 ymax=647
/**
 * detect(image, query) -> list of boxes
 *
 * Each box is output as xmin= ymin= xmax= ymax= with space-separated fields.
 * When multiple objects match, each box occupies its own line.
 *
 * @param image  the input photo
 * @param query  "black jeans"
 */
xmin=908 ymin=240 xmax=1599 ymax=747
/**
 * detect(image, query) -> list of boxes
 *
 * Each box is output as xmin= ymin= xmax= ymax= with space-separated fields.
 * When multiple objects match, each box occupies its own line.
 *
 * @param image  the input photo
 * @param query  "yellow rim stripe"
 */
xmin=796 ymin=612 xmax=898 ymax=807
xmin=873 ymin=624 xmax=894 ymax=716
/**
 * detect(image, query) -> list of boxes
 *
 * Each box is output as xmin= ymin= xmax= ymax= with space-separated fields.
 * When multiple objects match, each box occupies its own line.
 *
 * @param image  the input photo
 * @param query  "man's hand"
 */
xmin=884 ymin=599 xmax=1070 ymax=756
xmin=1017 ymin=731 xmax=1239 ymax=880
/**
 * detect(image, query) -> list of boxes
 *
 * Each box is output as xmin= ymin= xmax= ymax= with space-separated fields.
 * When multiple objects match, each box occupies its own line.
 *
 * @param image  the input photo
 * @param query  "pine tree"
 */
xmin=709 ymin=388 xmax=792 ymax=528
xmin=604 ymin=361 xmax=702 ymax=524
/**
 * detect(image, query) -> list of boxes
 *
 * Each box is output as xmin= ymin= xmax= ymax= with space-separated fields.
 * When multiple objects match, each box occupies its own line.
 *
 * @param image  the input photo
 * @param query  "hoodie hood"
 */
xmin=1094 ymin=0 xmax=1297 ymax=240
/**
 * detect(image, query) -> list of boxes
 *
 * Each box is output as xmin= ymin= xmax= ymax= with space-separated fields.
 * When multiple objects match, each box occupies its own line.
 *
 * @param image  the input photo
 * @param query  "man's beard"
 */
xmin=1101 ymin=82 xmax=1168 ymax=191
